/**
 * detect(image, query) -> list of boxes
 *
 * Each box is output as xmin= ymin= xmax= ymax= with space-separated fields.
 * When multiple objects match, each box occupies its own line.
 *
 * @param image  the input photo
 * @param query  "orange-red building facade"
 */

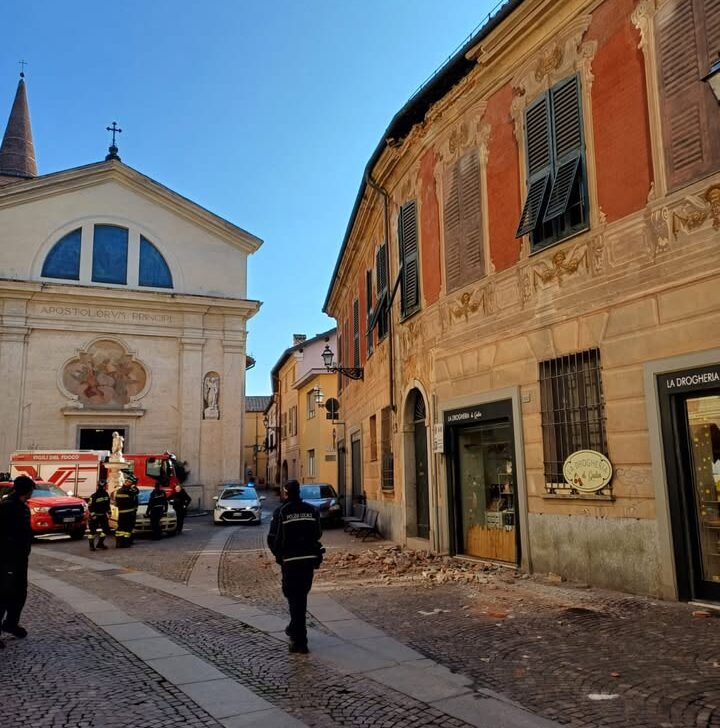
xmin=325 ymin=0 xmax=720 ymax=602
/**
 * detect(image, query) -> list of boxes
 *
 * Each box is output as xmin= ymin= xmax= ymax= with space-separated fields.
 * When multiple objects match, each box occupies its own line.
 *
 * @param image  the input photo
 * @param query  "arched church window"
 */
xmin=92 ymin=225 xmax=128 ymax=284
xmin=41 ymin=228 xmax=81 ymax=280
xmin=139 ymin=236 xmax=173 ymax=288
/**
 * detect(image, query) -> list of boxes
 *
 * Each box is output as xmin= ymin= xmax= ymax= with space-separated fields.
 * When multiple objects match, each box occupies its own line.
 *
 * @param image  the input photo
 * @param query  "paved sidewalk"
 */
xmin=24 ymin=542 xmax=557 ymax=728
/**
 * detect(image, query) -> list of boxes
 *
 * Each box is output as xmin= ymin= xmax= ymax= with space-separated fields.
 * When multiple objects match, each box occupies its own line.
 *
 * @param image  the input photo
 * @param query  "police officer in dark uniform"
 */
xmin=86 ymin=480 xmax=111 ymax=551
xmin=267 ymin=480 xmax=324 ymax=654
xmin=114 ymin=474 xmax=137 ymax=548
xmin=0 ymin=475 xmax=35 ymax=647
xmin=146 ymin=482 xmax=168 ymax=540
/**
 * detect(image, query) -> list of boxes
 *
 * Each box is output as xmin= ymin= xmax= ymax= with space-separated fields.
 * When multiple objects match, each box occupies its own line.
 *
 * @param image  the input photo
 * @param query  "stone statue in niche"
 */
xmin=204 ymin=373 xmax=220 ymax=420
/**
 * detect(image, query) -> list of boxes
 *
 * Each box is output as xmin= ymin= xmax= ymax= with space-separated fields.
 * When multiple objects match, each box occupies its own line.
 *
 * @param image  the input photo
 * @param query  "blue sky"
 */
xmin=2 ymin=0 xmax=497 ymax=393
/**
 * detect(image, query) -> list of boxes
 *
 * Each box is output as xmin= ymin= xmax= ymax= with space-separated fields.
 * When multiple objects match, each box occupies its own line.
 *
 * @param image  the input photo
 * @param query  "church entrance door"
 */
xmin=79 ymin=427 xmax=126 ymax=452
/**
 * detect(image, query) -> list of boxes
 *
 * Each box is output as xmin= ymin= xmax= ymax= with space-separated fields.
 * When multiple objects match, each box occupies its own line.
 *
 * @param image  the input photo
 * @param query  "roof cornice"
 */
xmin=0 ymin=159 xmax=263 ymax=255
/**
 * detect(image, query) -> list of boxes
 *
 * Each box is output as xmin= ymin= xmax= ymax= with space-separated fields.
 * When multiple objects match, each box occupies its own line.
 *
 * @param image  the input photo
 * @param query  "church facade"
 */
xmin=0 ymin=76 xmax=261 ymax=499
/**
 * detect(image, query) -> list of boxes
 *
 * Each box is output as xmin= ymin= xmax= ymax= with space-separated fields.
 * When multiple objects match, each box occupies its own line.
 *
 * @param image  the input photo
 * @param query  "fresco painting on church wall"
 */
xmin=62 ymin=339 xmax=147 ymax=407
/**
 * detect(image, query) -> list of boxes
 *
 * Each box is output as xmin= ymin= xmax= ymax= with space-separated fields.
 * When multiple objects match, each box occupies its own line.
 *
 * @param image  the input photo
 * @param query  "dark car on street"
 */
xmin=299 ymin=483 xmax=342 ymax=527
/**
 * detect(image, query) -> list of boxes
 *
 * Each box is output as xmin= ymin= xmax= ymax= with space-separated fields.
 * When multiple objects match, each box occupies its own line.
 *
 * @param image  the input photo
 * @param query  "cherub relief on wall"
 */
xmin=62 ymin=339 xmax=147 ymax=408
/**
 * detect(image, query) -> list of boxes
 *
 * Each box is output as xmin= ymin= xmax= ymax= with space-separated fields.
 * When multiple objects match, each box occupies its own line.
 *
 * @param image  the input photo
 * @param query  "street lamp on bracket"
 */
xmin=321 ymin=344 xmax=363 ymax=380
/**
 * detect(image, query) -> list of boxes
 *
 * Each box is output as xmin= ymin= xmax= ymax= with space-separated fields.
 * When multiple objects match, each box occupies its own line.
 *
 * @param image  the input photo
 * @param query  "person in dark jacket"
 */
xmin=114 ymin=475 xmax=137 ymax=548
xmin=0 ymin=475 xmax=35 ymax=647
xmin=146 ymin=482 xmax=168 ymax=540
xmin=86 ymin=480 xmax=111 ymax=551
xmin=124 ymin=471 xmax=140 ymax=545
xmin=267 ymin=479 xmax=324 ymax=654
xmin=169 ymin=485 xmax=191 ymax=534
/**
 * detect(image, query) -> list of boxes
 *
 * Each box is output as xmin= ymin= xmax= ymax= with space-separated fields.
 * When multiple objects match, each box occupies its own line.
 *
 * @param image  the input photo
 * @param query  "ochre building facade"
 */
xmin=325 ymin=0 xmax=720 ymax=602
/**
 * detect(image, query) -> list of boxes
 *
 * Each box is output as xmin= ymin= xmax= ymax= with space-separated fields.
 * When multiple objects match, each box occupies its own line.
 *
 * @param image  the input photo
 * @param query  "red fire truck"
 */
xmin=9 ymin=450 xmax=186 ymax=499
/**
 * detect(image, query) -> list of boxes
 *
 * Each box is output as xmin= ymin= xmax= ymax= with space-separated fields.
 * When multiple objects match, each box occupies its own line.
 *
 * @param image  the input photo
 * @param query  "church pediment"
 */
xmin=0 ymin=158 xmax=262 ymax=255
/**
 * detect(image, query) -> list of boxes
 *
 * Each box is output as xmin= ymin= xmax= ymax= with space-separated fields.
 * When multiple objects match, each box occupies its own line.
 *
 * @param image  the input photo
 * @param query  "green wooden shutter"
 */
xmin=353 ymin=299 xmax=360 ymax=368
xmin=372 ymin=243 xmax=389 ymax=338
xmin=516 ymin=96 xmax=552 ymax=237
xmin=399 ymin=200 xmax=420 ymax=316
xmin=544 ymin=76 xmax=584 ymax=223
xmin=657 ymin=0 xmax=720 ymax=190
xmin=365 ymin=270 xmax=373 ymax=356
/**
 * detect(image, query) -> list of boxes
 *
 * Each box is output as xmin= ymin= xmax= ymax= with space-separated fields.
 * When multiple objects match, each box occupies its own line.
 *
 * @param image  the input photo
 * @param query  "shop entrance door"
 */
xmin=351 ymin=433 xmax=363 ymax=507
xmin=664 ymin=390 xmax=720 ymax=601
xmin=447 ymin=400 xmax=518 ymax=564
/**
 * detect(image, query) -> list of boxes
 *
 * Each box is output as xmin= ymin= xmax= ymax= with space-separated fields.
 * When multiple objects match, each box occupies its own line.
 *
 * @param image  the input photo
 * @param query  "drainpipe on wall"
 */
xmin=365 ymin=171 xmax=396 ymax=413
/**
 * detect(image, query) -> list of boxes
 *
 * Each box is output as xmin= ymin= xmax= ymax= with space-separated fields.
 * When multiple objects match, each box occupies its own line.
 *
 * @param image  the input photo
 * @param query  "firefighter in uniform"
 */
xmin=267 ymin=480 xmax=324 ymax=654
xmin=123 ymin=471 xmax=140 ymax=544
xmin=86 ymin=480 xmax=111 ymax=551
xmin=114 ymin=474 xmax=138 ymax=548
xmin=146 ymin=482 xmax=168 ymax=540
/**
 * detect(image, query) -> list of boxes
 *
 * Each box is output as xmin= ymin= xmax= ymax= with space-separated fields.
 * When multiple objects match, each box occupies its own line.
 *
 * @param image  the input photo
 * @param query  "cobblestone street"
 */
xmin=2 ymin=493 xmax=718 ymax=727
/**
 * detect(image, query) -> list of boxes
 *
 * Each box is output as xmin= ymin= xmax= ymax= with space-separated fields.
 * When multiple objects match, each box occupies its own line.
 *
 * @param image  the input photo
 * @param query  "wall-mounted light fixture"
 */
xmin=321 ymin=344 xmax=363 ymax=380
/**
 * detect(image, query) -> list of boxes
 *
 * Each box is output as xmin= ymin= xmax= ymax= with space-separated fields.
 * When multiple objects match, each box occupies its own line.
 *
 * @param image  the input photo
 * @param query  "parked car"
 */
xmin=213 ymin=485 xmax=264 ymax=525
xmin=0 ymin=480 xmax=88 ymax=539
xmin=109 ymin=486 xmax=177 ymax=537
xmin=299 ymin=483 xmax=342 ymax=527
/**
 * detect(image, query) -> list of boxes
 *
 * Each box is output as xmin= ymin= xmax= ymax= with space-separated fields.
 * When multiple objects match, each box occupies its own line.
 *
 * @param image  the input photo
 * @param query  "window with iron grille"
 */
xmin=380 ymin=406 xmax=394 ymax=491
xmin=515 ymin=75 xmax=589 ymax=250
xmin=539 ymin=348 xmax=608 ymax=493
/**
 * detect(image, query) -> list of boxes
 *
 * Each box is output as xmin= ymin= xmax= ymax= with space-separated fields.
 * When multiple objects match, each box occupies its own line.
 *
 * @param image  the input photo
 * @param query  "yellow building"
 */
xmin=270 ymin=330 xmax=339 ymax=488
xmin=324 ymin=0 xmax=720 ymax=603
xmin=243 ymin=396 xmax=271 ymax=486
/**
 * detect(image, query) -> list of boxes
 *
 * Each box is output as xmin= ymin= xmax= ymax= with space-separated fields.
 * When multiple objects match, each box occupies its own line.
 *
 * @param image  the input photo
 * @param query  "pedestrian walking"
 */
xmin=169 ymin=484 xmax=191 ymax=534
xmin=86 ymin=480 xmax=111 ymax=551
xmin=146 ymin=482 xmax=168 ymax=540
xmin=267 ymin=479 xmax=324 ymax=654
xmin=0 ymin=475 xmax=35 ymax=647
xmin=114 ymin=474 xmax=137 ymax=548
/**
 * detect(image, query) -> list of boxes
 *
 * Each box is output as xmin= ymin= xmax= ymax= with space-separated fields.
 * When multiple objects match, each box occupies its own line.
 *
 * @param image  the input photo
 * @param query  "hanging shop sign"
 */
xmin=562 ymin=450 xmax=613 ymax=493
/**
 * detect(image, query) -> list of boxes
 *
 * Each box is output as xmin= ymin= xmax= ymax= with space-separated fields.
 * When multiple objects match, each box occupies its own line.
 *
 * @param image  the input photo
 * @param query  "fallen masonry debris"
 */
xmin=320 ymin=544 xmax=507 ymax=586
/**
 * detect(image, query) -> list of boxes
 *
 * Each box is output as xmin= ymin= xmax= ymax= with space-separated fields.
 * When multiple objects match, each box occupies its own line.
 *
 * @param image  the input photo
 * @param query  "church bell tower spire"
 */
xmin=0 ymin=69 xmax=38 ymax=180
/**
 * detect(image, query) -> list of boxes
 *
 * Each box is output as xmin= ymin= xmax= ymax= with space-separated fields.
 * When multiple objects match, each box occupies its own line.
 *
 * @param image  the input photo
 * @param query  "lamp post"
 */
xmin=703 ymin=56 xmax=720 ymax=103
xmin=321 ymin=344 xmax=363 ymax=380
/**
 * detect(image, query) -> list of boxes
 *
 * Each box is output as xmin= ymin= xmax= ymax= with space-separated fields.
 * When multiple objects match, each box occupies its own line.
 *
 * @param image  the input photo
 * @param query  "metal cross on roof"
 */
xmin=18 ymin=60 xmax=27 ymax=78
xmin=106 ymin=121 xmax=122 ymax=146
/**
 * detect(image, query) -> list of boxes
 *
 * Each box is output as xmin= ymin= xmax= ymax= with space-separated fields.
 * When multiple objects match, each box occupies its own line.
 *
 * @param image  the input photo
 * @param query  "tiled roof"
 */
xmin=0 ymin=77 xmax=37 ymax=179
xmin=246 ymin=396 xmax=272 ymax=412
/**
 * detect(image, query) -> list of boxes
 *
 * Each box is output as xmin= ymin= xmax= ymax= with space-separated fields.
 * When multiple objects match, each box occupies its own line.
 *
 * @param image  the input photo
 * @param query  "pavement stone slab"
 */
xmin=103 ymin=621 xmax=163 ymax=642
xmin=146 ymin=654 xmax=227 ymax=685
xmin=364 ymin=663 xmax=473 ymax=703
xmin=220 ymin=708 xmax=308 ymax=727
xmin=123 ymin=636 xmax=192 ymax=660
xmin=311 ymin=642 xmax=398 ymax=674
xmin=180 ymin=678 xmax=273 ymax=720
xmin=431 ymin=694 xmax=560 ymax=728
xmin=324 ymin=617 xmax=387 ymax=640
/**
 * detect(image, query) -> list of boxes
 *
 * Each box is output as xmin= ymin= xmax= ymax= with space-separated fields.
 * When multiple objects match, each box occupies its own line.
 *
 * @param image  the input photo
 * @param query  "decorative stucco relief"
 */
xmin=444 ymin=283 xmax=496 ymax=328
xmin=672 ymin=184 xmax=720 ymax=236
xmin=60 ymin=338 xmax=148 ymax=409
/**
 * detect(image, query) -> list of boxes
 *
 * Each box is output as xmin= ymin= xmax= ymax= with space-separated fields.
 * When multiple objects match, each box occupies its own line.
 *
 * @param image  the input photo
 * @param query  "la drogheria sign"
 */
xmin=563 ymin=450 xmax=613 ymax=494
xmin=661 ymin=365 xmax=720 ymax=393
